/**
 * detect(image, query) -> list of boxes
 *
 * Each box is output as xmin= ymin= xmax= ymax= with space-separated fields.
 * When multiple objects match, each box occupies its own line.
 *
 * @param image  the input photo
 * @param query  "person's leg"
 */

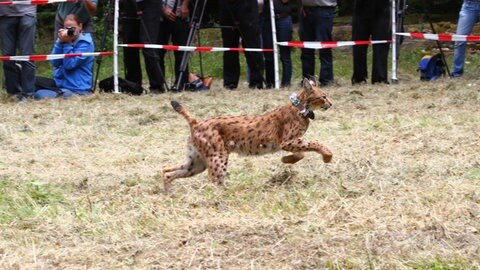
xmin=262 ymin=17 xmax=274 ymax=88
xmin=61 ymin=89 xmax=74 ymax=98
xmin=139 ymin=0 xmax=165 ymax=92
xmin=371 ymin=0 xmax=391 ymax=83
xmin=237 ymin=0 xmax=264 ymax=89
xmin=33 ymin=89 xmax=61 ymax=100
xmin=351 ymin=2 xmax=370 ymax=84
xmin=172 ymin=18 xmax=190 ymax=90
xmin=452 ymin=1 xmax=479 ymax=77
xmin=158 ymin=19 xmax=172 ymax=91
xmin=220 ymin=1 xmax=241 ymax=89
xmin=313 ymin=8 xmax=335 ymax=86
xmin=18 ymin=15 xmax=37 ymax=96
xmin=276 ymin=16 xmax=293 ymax=87
xmin=0 ymin=17 xmax=21 ymax=95
xmin=299 ymin=8 xmax=316 ymax=80
xmin=121 ymin=0 xmax=142 ymax=84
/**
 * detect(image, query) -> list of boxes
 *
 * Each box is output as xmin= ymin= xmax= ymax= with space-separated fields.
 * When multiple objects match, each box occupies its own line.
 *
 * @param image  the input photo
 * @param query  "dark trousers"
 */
xmin=121 ymin=0 xmax=142 ymax=84
xmin=0 ymin=15 xmax=36 ymax=96
xmin=139 ymin=0 xmax=165 ymax=91
xmin=262 ymin=16 xmax=293 ymax=87
xmin=158 ymin=18 xmax=190 ymax=90
xmin=352 ymin=0 xmax=391 ymax=84
xmin=299 ymin=6 xmax=334 ymax=86
xmin=219 ymin=0 xmax=264 ymax=89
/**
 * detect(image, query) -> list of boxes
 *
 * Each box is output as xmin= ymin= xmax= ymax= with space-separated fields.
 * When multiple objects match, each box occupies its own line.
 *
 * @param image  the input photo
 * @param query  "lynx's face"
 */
xmin=298 ymin=79 xmax=333 ymax=111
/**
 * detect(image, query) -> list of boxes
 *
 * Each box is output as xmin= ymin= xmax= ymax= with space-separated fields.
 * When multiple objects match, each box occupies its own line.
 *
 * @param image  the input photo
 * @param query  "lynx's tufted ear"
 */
xmin=302 ymin=78 xmax=315 ymax=93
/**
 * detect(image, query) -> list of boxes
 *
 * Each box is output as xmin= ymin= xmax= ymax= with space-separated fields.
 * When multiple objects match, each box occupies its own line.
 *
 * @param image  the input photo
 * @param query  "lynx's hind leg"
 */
xmin=162 ymin=142 xmax=206 ymax=193
xmin=194 ymin=131 xmax=229 ymax=186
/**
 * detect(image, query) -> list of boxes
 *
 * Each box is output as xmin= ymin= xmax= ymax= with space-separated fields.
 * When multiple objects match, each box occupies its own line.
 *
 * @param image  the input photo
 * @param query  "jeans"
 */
xmin=34 ymin=89 xmax=91 ymax=100
xmin=453 ymin=0 xmax=480 ymax=77
xmin=262 ymin=16 xmax=293 ymax=87
xmin=299 ymin=7 xmax=334 ymax=86
xmin=0 ymin=15 xmax=36 ymax=96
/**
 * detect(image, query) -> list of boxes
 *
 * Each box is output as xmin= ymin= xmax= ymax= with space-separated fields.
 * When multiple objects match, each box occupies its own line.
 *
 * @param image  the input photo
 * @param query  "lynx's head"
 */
xmin=297 ymin=78 xmax=333 ymax=111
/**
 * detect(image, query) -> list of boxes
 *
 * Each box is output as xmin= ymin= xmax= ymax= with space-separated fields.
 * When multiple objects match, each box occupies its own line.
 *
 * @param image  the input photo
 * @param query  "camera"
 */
xmin=66 ymin=26 xmax=75 ymax=36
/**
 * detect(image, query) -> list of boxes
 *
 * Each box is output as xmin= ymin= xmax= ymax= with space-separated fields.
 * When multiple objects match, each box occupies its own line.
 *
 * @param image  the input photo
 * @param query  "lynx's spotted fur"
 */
xmin=162 ymin=78 xmax=333 ymax=192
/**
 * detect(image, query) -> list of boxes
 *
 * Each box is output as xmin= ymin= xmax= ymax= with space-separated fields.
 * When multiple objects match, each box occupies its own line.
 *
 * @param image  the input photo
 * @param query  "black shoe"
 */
xmin=320 ymin=80 xmax=334 ymax=87
xmin=224 ymin=84 xmax=237 ymax=90
xmin=249 ymin=83 xmax=263 ymax=90
xmin=372 ymin=80 xmax=390 ymax=85
xmin=150 ymin=88 xmax=165 ymax=94
xmin=352 ymin=79 xmax=367 ymax=85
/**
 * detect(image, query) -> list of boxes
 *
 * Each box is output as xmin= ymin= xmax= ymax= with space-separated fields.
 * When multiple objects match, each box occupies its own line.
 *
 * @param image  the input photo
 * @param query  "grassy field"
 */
xmin=1 ymin=16 xmax=480 ymax=269
xmin=0 ymin=74 xmax=479 ymax=269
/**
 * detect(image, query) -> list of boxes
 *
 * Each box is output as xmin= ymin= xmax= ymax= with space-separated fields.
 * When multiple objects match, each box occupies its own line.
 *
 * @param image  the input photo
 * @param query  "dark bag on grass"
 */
xmin=99 ymin=76 xmax=144 ymax=95
xmin=417 ymin=54 xmax=445 ymax=81
xmin=35 ymin=76 xmax=64 ymax=97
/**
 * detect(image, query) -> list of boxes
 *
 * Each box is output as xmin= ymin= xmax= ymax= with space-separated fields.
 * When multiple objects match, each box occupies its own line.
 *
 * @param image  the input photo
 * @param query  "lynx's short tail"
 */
xmin=171 ymin=100 xmax=198 ymax=127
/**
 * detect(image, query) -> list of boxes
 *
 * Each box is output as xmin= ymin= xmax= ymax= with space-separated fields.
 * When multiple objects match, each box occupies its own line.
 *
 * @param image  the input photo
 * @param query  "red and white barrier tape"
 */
xmin=0 ymin=52 xmax=113 ymax=61
xmin=119 ymin=44 xmax=272 ymax=52
xmin=277 ymin=40 xmax=392 ymax=49
xmin=0 ymin=0 xmax=75 ymax=5
xmin=397 ymin=32 xmax=480 ymax=42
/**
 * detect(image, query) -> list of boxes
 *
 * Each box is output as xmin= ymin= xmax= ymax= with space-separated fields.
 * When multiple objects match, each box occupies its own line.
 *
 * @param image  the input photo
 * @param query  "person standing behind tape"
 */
xmin=219 ymin=0 xmax=265 ymax=90
xmin=55 ymin=0 xmax=98 ymax=36
xmin=451 ymin=0 xmax=480 ymax=78
xmin=0 ymin=1 xmax=37 ymax=102
xmin=120 ymin=0 xmax=142 ymax=85
xmin=159 ymin=0 xmax=190 ymax=92
xmin=298 ymin=0 xmax=336 ymax=87
xmin=138 ymin=0 xmax=166 ymax=94
xmin=261 ymin=0 xmax=293 ymax=88
xmin=34 ymin=14 xmax=94 ymax=99
xmin=351 ymin=0 xmax=390 ymax=84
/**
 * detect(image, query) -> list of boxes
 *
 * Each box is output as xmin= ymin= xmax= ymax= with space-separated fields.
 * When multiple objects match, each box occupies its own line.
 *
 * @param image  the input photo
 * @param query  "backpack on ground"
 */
xmin=417 ymin=53 xmax=446 ymax=81
xmin=98 ymin=76 xmax=144 ymax=95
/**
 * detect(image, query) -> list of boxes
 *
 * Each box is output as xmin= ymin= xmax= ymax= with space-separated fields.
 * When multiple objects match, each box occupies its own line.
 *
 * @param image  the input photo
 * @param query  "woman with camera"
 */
xmin=34 ymin=14 xmax=94 ymax=99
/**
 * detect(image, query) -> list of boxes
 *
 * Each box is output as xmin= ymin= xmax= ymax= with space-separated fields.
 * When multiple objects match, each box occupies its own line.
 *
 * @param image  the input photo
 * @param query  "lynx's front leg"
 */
xmin=281 ymin=138 xmax=332 ymax=163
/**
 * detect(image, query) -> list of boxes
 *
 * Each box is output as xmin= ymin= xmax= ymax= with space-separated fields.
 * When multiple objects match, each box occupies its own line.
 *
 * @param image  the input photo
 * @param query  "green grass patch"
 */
xmin=413 ymin=258 xmax=474 ymax=270
xmin=0 ymin=177 xmax=65 ymax=224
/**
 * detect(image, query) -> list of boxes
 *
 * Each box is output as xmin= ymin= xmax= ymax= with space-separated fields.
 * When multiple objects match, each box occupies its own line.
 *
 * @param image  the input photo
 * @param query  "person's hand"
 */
xmin=162 ymin=5 xmax=176 ymax=21
xmin=58 ymin=28 xmax=75 ymax=44
xmin=180 ymin=3 xmax=189 ymax=19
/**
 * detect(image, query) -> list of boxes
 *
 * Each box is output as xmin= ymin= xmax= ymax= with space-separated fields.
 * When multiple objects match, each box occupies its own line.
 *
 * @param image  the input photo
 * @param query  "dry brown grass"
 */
xmin=0 ymin=78 xmax=479 ymax=269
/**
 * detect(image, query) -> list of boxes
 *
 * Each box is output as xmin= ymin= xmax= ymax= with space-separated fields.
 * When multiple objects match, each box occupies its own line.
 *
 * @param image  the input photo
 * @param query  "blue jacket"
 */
xmin=51 ymin=33 xmax=94 ymax=93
